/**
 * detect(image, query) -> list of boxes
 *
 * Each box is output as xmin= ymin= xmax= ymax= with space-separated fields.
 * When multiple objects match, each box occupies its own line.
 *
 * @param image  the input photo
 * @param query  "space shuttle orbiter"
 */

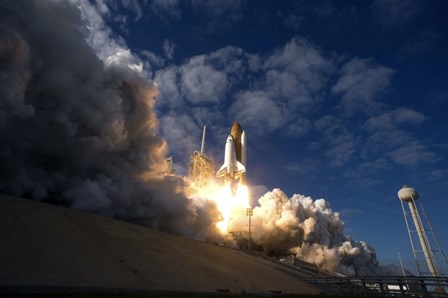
xmin=216 ymin=122 xmax=247 ymax=184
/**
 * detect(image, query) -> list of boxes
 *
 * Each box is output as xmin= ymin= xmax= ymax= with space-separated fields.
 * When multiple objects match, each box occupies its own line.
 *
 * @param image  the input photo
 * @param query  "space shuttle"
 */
xmin=216 ymin=122 xmax=247 ymax=184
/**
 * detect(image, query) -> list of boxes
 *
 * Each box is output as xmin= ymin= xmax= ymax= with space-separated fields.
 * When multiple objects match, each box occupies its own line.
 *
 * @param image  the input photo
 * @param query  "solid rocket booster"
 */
xmin=216 ymin=122 xmax=247 ymax=184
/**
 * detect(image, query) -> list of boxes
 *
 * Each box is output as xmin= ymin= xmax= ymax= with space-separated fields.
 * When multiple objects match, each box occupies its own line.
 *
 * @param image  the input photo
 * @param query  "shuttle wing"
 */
xmin=216 ymin=164 xmax=228 ymax=177
xmin=236 ymin=160 xmax=246 ymax=173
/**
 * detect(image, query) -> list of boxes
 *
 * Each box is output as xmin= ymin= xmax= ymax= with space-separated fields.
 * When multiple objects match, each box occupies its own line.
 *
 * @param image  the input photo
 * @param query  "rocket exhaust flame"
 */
xmin=188 ymin=180 xmax=250 ymax=234
xmin=189 ymin=121 xmax=393 ymax=276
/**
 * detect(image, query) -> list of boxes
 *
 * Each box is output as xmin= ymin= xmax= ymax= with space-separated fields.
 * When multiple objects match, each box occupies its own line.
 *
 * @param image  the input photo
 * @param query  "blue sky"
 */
xmin=87 ymin=0 xmax=448 ymax=266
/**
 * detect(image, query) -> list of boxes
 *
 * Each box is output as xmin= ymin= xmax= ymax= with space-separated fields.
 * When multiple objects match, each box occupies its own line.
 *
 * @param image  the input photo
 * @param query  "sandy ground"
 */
xmin=0 ymin=194 xmax=322 ymax=295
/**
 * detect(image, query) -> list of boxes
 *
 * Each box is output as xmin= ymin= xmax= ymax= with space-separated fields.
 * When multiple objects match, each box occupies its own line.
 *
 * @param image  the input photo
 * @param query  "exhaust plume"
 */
xmin=240 ymin=189 xmax=399 ymax=276
xmin=0 ymin=0 xmax=405 ymax=277
xmin=0 ymin=0 xmax=219 ymax=239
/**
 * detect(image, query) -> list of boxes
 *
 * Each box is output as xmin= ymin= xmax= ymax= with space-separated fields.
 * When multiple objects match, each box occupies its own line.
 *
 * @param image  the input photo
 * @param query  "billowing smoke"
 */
xmin=234 ymin=189 xmax=403 ymax=276
xmin=0 ymin=0 xmax=220 ymax=239
xmin=0 ymin=0 xmax=403 ymax=277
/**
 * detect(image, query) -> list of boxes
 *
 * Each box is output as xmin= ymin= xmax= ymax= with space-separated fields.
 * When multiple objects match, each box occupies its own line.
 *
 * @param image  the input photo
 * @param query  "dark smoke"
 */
xmin=0 ymin=0 xmax=218 ymax=238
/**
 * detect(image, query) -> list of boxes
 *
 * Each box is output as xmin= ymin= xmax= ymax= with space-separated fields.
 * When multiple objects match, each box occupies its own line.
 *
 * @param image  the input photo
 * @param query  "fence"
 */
xmin=303 ymin=275 xmax=448 ymax=297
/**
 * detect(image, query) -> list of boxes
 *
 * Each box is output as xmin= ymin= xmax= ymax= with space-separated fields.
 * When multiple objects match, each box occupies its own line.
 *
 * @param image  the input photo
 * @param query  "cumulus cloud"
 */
xmin=285 ymin=159 xmax=321 ymax=176
xmin=362 ymin=108 xmax=435 ymax=168
xmin=399 ymin=31 xmax=442 ymax=59
xmin=332 ymin=58 xmax=394 ymax=115
xmin=264 ymin=37 xmax=333 ymax=107
xmin=155 ymin=55 xmax=229 ymax=107
xmin=314 ymin=115 xmax=359 ymax=167
xmin=311 ymin=106 xmax=433 ymax=182
xmin=309 ymin=104 xmax=434 ymax=185
xmin=154 ymin=37 xmax=334 ymax=161
xmin=180 ymin=58 xmax=228 ymax=104
xmin=148 ymin=0 xmax=182 ymax=23
xmin=158 ymin=112 xmax=201 ymax=163
xmin=285 ymin=117 xmax=312 ymax=137
xmin=230 ymin=91 xmax=284 ymax=134
xmin=118 ymin=0 xmax=144 ymax=21
xmin=365 ymin=108 xmax=425 ymax=130
xmin=145 ymin=20 xmax=435 ymax=189
xmin=389 ymin=142 xmax=437 ymax=166
xmin=371 ymin=0 xmax=423 ymax=29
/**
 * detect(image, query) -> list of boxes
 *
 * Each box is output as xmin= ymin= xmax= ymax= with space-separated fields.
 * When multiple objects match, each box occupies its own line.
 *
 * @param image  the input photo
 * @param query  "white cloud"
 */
xmin=149 ymin=34 xmax=438 ymax=177
xmin=207 ymin=46 xmax=245 ymax=74
xmin=314 ymin=115 xmax=340 ymax=131
xmin=76 ymin=0 xmax=144 ymax=73
xmin=159 ymin=113 xmax=199 ymax=159
xmin=226 ymin=37 xmax=335 ymax=136
xmin=389 ymin=142 xmax=437 ymax=166
xmin=282 ymin=13 xmax=304 ymax=31
xmin=371 ymin=0 xmax=422 ymax=29
xmin=163 ymin=39 xmax=176 ymax=60
xmin=148 ymin=0 xmax=181 ymax=23
xmin=342 ymin=159 xmax=392 ymax=183
xmin=360 ymin=108 xmax=434 ymax=169
xmin=392 ymin=108 xmax=426 ymax=125
xmin=180 ymin=57 xmax=228 ymax=104
xmin=114 ymin=0 xmax=143 ymax=21
xmin=285 ymin=117 xmax=312 ymax=137
xmin=150 ymin=36 xmax=339 ymax=168
xmin=285 ymin=159 xmax=322 ymax=175
xmin=265 ymin=70 xmax=313 ymax=107
xmin=399 ymin=31 xmax=442 ymax=58
xmin=364 ymin=108 xmax=425 ymax=132
xmin=230 ymin=91 xmax=284 ymax=134
xmin=94 ymin=0 xmax=110 ymax=16
xmin=264 ymin=37 xmax=334 ymax=89
xmin=332 ymin=58 xmax=394 ymax=115
xmin=325 ymin=137 xmax=358 ymax=167
xmin=154 ymin=66 xmax=182 ymax=109
xmin=141 ymin=49 xmax=165 ymax=69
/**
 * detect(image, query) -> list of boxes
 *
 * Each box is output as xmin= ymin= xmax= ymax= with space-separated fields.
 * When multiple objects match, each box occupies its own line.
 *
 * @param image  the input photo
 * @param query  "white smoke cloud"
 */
xmin=77 ymin=0 xmax=144 ymax=73
xmin=0 ymin=0 xmax=426 ymax=279
xmin=226 ymin=188 xmax=397 ymax=276
xmin=0 ymin=0 xmax=221 ymax=240
xmin=0 ymin=25 xmax=33 ymax=124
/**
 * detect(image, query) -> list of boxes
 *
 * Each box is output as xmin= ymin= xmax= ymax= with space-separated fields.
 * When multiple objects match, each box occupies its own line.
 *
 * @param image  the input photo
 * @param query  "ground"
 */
xmin=0 ymin=194 xmax=323 ymax=296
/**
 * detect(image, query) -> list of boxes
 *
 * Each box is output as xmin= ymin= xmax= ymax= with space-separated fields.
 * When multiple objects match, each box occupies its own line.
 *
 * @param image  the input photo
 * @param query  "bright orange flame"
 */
xmin=189 ymin=180 xmax=250 ymax=234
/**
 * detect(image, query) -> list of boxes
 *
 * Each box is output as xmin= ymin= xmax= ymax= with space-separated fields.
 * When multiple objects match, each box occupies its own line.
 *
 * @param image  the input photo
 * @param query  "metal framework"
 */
xmin=400 ymin=196 xmax=448 ymax=277
xmin=188 ymin=151 xmax=215 ymax=188
xmin=188 ymin=126 xmax=215 ymax=188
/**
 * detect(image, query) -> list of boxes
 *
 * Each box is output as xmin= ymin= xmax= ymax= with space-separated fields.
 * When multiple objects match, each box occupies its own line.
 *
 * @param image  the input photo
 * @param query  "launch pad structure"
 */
xmin=188 ymin=126 xmax=215 ymax=188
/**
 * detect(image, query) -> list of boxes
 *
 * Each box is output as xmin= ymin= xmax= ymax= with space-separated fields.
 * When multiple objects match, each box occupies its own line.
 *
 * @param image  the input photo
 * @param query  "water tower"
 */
xmin=398 ymin=186 xmax=448 ymax=277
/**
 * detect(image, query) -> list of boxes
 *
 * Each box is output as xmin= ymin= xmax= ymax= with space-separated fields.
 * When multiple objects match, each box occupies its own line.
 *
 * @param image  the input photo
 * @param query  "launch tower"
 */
xmin=398 ymin=186 xmax=448 ymax=277
xmin=188 ymin=126 xmax=215 ymax=188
